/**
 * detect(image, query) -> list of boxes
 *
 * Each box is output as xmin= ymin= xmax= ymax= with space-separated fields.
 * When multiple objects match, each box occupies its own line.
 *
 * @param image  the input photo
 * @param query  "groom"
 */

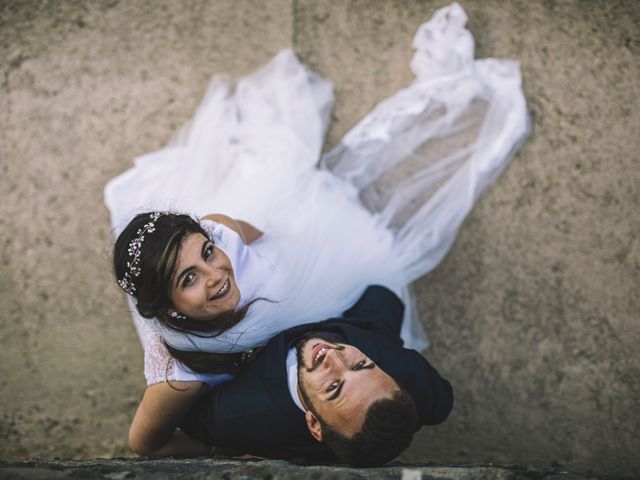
xmin=180 ymin=285 xmax=453 ymax=466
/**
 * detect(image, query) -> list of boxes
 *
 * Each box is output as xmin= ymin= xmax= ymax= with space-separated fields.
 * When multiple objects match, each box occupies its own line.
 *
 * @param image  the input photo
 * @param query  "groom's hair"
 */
xmin=320 ymin=389 xmax=418 ymax=467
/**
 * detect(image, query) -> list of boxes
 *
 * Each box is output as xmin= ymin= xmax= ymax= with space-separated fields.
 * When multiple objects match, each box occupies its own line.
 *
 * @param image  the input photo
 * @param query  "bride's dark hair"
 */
xmin=112 ymin=212 xmax=257 ymax=373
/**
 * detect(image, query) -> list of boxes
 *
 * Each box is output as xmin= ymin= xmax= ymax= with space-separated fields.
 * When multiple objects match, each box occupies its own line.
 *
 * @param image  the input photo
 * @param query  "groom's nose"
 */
xmin=322 ymin=348 xmax=345 ymax=371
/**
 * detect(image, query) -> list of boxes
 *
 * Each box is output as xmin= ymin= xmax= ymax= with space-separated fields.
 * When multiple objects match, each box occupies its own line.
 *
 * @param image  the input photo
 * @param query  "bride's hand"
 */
xmin=201 ymin=214 xmax=263 ymax=245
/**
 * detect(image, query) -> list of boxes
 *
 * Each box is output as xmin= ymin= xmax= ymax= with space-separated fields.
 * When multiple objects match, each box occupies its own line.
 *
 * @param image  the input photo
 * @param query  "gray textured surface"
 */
xmin=0 ymin=0 xmax=638 ymax=477
xmin=0 ymin=458 xmax=609 ymax=480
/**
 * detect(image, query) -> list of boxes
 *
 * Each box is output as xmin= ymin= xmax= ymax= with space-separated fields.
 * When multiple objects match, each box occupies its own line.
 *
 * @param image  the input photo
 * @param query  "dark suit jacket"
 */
xmin=180 ymin=285 xmax=453 ymax=460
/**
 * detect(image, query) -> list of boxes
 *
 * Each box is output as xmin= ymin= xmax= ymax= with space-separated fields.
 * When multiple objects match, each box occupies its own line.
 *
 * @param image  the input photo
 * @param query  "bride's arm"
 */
xmin=129 ymin=381 xmax=210 ymax=457
xmin=201 ymin=214 xmax=263 ymax=244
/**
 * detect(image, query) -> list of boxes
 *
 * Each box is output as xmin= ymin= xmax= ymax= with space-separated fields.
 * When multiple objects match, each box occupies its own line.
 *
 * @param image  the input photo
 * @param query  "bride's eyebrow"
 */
xmin=175 ymin=239 xmax=209 ymax=287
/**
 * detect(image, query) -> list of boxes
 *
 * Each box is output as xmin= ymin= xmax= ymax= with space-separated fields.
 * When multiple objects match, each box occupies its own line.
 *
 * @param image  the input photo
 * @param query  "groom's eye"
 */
xmin=353 ymin=360 xmax=367 ymax=371
xmin=326 ymin=381 xmax=339 ymax=392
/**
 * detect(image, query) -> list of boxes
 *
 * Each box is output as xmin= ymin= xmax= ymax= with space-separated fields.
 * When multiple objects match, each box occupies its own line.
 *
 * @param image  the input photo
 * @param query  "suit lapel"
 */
xmin=260 ymin=329 xmax=301 ymax=416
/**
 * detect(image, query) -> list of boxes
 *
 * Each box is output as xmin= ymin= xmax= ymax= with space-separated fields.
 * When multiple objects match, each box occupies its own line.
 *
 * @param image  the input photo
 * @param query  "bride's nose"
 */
xmin=204 ymin=266 xmax=224 ymax=288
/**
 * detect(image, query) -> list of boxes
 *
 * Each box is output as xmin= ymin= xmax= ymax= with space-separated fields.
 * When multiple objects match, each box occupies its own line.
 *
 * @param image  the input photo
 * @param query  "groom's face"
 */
xmin=297 ymin=336 xmax=398 ymax=438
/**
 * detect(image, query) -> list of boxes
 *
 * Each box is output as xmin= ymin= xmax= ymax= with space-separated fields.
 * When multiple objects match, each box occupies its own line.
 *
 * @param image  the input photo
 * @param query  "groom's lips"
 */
xmin=310 ymin=342 xmax=335 ymax=367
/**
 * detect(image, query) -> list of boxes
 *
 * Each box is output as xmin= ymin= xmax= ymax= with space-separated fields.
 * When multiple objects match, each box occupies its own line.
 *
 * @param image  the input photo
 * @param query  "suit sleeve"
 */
xmin=342 ymin=285 xmax=405 ymax=342
xmin=408 ymin=349 xmax=454 ymax=426
xmin=180 ymin=388 xmax=217 ymax=445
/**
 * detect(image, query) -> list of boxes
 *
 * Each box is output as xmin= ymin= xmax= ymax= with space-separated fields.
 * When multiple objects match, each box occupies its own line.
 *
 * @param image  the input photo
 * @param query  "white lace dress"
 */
xmin=105 ymin=3 xmax=531 ymax=386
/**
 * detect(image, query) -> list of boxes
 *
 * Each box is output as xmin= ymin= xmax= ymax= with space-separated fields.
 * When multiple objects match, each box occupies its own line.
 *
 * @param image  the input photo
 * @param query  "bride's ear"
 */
xmin=166 ymin=310 xmax=187 ymax=321
xmin=305 ymin=410 xmax=323 ymax=442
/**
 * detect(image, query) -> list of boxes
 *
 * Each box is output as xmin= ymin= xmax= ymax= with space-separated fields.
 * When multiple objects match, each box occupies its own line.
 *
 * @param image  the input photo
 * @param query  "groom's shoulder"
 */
xmin=340 ymin=285 xmax=405 ymax=341
xmin=344 ymin=285 xmax=404 ymax=314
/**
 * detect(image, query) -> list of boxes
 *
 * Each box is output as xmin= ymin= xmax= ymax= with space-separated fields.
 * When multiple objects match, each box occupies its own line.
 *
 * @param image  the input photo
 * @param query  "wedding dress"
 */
xmin=104 ymin=3 xmax=531 ymax=386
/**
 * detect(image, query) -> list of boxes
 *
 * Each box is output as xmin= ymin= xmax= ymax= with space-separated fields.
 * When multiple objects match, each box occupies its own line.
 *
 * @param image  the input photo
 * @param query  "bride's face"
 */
xmin=169 ymin=233 xmax=241 ymax=320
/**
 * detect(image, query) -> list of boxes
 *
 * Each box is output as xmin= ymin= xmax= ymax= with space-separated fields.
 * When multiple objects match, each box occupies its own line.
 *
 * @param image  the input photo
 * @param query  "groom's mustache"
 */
xmin=295 ymin=333 xmax=345 ymax=371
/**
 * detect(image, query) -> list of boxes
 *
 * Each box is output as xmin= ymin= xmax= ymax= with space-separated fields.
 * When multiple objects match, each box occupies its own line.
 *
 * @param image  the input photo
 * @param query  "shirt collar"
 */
xmin=286 ymin=346 xmax=306 ymax=412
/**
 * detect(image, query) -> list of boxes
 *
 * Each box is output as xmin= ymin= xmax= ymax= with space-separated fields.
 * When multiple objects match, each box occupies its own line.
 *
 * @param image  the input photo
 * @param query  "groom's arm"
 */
xmin=406 ymin=349 xmax=454 ymax=426
xmin=341 ymin=285 xmax=404 ymax=342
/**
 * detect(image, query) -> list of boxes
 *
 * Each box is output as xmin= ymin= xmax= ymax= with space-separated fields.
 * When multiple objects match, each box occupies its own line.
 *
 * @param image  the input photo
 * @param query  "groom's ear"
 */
xmin=305 ymin=410 xmax=323 ymax=442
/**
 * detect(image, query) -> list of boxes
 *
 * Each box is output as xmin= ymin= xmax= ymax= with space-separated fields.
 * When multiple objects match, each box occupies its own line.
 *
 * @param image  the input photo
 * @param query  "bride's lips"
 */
xmin=209 ymin=278 xmax=231 ymax=301
xmin=310 ymin=342 xmax=335 ymax=367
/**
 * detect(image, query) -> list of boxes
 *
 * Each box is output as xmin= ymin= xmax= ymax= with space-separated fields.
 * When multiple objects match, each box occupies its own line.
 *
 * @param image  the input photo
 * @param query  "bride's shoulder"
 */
xmin=201 ymin=214 xmax=247 ymax=242
xmin=199 ymin=215 xmax=250 ymax=271
xmin=200 ymin=214 xmax=263 ymax=245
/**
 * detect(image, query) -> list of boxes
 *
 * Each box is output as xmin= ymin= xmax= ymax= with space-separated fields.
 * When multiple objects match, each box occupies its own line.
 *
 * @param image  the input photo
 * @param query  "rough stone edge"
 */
xmin=0 ymin=458 xmax=627 ymax=480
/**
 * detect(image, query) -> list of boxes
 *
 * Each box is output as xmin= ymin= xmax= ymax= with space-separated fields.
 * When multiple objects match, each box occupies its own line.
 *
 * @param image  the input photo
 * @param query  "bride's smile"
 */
xmin=170 ymin=232 xmax=241 ymax=319
xmin=210 ymin=278 xmax=230 ymax=300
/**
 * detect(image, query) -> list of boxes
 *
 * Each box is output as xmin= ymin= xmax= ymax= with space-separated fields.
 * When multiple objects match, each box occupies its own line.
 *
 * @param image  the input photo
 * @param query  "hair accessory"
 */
xmin=118 ymin=212 xmax=163 ymax=295
xmin=170 ymin=311 xmax=187 ymax=321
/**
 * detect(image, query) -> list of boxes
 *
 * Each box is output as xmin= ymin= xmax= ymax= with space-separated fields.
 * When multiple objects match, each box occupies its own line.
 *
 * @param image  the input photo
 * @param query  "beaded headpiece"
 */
xmin=117 ymin=212 xmax=163 ymax=295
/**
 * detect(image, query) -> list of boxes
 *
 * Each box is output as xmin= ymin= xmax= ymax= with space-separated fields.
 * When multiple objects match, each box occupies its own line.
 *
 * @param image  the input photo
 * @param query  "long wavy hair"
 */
xmin=112 ymin=212 xmax=258 ymax=373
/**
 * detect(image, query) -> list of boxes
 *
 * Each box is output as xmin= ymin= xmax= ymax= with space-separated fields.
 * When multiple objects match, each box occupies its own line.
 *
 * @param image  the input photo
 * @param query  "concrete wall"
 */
xmin=1 ymin=1 xmax=638 ymax=476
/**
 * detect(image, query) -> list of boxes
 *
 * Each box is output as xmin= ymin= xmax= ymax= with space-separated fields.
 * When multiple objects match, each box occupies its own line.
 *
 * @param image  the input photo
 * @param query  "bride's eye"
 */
xmin=182 ymin=272 xmax=196 ymax=287
xmin=203 ymin=244 xmax=215 ymax=261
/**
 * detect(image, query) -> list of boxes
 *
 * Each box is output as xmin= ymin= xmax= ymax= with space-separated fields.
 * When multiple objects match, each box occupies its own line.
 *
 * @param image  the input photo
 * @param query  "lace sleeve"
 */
xmin=139 ymin=320 xmax=177 ymax=385
xmin=138 ymin=312 xmax=236 ymax=387
xmin=127 ymin=298 xmax=177 ymax=385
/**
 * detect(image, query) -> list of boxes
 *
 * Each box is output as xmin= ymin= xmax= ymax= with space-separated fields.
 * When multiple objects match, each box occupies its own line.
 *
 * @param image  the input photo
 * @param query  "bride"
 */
xmin=105 ymin=3 xmax=530 ymax=456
